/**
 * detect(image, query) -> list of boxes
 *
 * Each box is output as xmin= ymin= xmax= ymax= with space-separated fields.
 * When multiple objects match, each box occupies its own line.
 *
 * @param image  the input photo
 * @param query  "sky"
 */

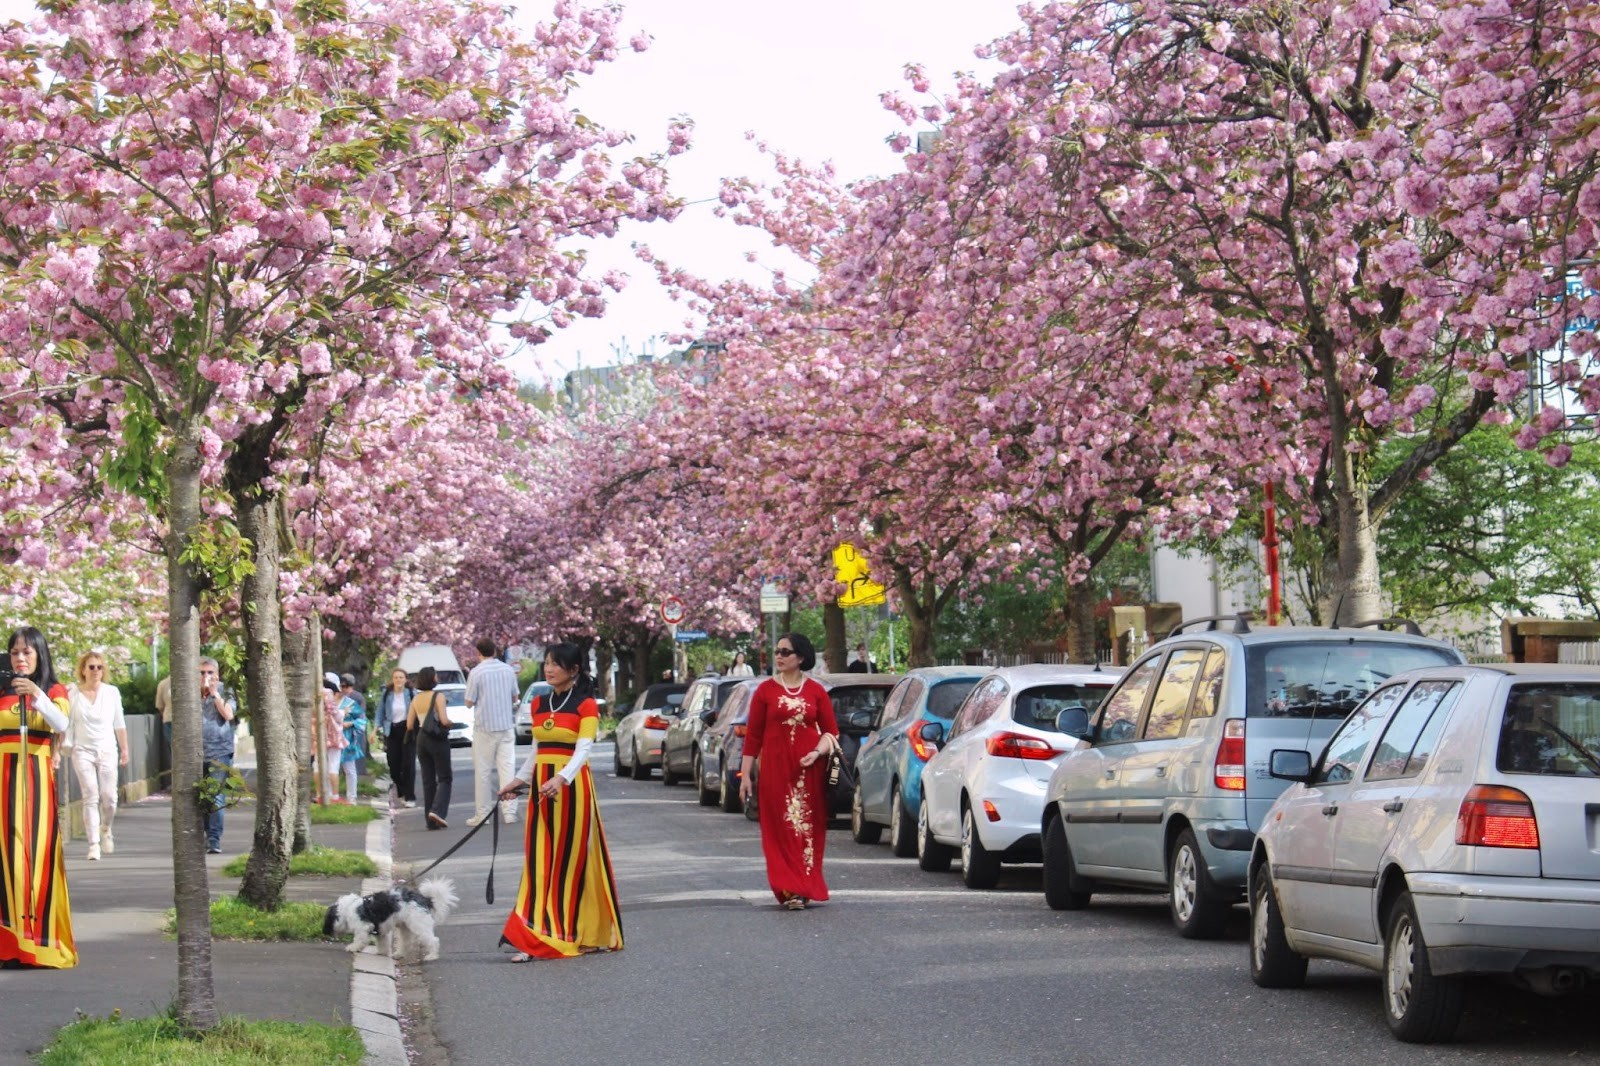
xmin=0 ymin=0 xmax=1027 ymax=383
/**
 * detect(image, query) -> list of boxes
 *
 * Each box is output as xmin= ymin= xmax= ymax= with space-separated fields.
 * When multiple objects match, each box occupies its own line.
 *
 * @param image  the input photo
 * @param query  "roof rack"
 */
xmin=1349 ymin=617 xmax=1424 ymax=636
xmin=1165 ymin=612 xmax=1255 ymax=641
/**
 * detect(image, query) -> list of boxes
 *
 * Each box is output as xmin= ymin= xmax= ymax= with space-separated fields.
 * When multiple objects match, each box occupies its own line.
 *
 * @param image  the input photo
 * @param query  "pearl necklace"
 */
xmin=542 ymin=686 xmax=574 ymax=729
xmin=777 ymin=674 xmax=806 ymax=697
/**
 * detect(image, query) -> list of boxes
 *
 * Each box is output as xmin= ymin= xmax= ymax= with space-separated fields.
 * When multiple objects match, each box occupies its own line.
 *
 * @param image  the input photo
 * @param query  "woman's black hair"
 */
xmin=416 ymin=666 xmax=438 ymax=691
xmin=779 ymin=632 xmax=817 ymax=672
xmin=8 ymin=626 xmax=57 ymax=690
xmin=544 ymin=642 xmax=595 ymax=701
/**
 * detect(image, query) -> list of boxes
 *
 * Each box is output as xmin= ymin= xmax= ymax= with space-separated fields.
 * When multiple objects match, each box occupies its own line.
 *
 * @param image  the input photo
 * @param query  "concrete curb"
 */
xmin=355 ymin=802 xmax=408 ymax=1066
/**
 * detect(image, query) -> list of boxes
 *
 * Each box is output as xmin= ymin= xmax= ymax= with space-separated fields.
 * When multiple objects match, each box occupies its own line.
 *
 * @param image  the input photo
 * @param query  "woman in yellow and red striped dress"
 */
xmin=1 ymin=626 xmax=75 ymax=969
xmin=497 ymin=642 xmax=622 ymax=961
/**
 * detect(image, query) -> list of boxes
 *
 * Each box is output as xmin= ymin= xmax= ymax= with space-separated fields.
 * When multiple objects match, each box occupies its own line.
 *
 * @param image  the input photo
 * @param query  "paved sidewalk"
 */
xmin=0 ymin=791 xmax=379 ymax=1065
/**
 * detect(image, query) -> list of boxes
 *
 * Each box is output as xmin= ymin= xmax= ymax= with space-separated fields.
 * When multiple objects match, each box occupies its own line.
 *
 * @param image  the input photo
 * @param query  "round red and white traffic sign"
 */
xmin=660 ymin=596 xmax=686 ymax=626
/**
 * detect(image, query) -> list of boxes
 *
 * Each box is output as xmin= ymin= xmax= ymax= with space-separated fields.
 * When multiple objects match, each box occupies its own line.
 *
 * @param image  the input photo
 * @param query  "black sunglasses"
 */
xmin=776 ymin=647 xmax=797 ymax=656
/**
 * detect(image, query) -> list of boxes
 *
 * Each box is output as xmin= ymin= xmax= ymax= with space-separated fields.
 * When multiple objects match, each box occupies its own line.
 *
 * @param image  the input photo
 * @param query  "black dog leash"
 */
xmin=404 ymin=788 xmax=533 ymax=904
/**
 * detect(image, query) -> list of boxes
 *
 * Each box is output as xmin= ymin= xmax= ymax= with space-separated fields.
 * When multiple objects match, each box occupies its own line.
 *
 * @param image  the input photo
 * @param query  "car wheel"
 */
xmin=960 ymin=804 xmax=1001 ymax=890
xmin=1042 ymin=816 xmax=1092 ymax=911
xmin=631 ymin=742 xmax=652 ymax=781
xmin=612 ymin=736 xmax=624 ymax=777
xmin=719 ymin=769 xmax=742 ymax=814
xmin=850 ymin=785 xmax=882 ymax=845
xmin=889 ymin=787 xmax=917 ymax=858
xmin=1250 ymin=866 xmax=1308 ymax=988
xmin=695 ymin=755 xmax=717 ymax=806
xmin=1168 ymin=828 xmax=1230 ymax=939
xmin=1383 ymin=891 xmax=1463 ymax=1043
xmin=916 ymin=799 xmax=953 ymax=872
xmin=661 ymin=748 xmax=679 ymax=787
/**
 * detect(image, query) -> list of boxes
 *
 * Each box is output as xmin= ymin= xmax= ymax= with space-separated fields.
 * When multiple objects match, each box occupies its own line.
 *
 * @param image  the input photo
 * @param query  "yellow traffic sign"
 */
xmin=834 ymin=543 xmax=887 ymax=607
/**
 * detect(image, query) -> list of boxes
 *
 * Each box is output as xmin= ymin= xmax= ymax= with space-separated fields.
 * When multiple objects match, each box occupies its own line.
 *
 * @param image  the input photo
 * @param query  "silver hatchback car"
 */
xmin=1250 ymin=663 xmax=1600 ymax=1043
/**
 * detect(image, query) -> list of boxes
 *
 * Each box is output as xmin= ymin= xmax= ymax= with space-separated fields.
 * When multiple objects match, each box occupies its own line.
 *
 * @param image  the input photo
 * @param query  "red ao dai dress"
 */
xmin=745 ymin=677 xmax=839 ymax=904
xmin=500 ymin=691 xmax=623 ymax=958
xmin=0 ymin=684 xmax=76 ymax=968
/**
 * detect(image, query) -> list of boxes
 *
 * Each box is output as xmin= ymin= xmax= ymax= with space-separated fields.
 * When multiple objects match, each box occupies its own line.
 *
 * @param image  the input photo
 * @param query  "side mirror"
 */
xmin=700 ymin=708 xmax=718 ymax=725
xmin=846 ymin=710 xmax=875 ymax=732
xmin=1055 ymin=707 xmax=1090 ymax=739
xmin=918 ymin=721 xmax=946 ymax=751
xmin=1269 ymin=749 xmax=1314 ymax=782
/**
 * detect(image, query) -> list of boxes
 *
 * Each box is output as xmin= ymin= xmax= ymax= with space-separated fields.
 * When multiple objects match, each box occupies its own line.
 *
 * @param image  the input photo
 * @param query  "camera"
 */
xmin=0 ymin=667 xmax=16 ymax=694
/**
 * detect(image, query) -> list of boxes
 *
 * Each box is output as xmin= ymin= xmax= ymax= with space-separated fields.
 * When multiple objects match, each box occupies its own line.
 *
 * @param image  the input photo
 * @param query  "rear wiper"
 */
xmin=1539 ymin=717 xmax=1600 ymax=775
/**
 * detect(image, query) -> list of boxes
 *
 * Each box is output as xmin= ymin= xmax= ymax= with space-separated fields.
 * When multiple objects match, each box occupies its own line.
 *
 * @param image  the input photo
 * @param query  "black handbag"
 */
xmin=826 ymin=740 xmax=855 ymax=793
xmin=420 ymin=693 xmax=449 ymax=740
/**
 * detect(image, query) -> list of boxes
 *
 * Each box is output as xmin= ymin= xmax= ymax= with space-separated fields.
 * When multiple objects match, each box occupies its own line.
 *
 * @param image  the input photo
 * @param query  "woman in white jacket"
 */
xmin=65 ymin=651 xmax=129 ymax=861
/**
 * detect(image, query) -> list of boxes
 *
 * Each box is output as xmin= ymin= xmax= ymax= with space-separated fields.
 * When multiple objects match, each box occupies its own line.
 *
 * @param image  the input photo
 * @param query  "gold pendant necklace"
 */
xmin=543 ymin=686 xmax=574 ymax=729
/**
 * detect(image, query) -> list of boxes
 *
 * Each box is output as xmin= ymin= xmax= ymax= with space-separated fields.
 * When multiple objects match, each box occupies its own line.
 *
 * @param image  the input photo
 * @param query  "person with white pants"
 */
xmin=65 ymin=651 xmax=129 ymax=861
xmin=464 ymin=638 xmax=520 ymax=827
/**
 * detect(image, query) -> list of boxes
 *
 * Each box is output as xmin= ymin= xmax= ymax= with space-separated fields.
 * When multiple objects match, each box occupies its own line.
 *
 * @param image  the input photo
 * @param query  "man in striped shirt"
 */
xmin=465 ymin=638 xmax=521 ymax=826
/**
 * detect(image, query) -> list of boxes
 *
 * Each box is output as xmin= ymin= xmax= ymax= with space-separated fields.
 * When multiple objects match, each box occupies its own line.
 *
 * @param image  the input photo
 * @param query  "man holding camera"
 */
xmin=199 ymin=657 xmax=238 ymax=854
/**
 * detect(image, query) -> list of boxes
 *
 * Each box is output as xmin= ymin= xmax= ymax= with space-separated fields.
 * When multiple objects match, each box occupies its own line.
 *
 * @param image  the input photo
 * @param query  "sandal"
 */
xmin=508 ymin=952 xmax=532 ymax=963
xmin=782 ymin=896 xmax=805 ymax=911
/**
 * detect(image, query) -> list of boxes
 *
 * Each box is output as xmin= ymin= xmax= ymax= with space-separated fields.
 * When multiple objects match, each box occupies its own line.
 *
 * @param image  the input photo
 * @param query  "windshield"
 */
xmin=1246 ymin=641 xmax=1458 ymax=721
xmin=1015 ymin=684 xmax=1113 ymax=732
xmin=926 ymin=680 xmax=980 ymax=719
xmin=1498 ymin=684 xmax=1600 ymax=777
xmin=440 ymin=688 xmax=466 ymax=708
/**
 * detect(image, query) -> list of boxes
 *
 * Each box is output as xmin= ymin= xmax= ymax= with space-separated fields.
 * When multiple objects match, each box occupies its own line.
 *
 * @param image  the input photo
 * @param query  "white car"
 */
xmin=918 ymin=663 xmax=1121 ymax=888
xmin=1250 ymin=663 xmax=1600 ymax=1043
xmin=514 ymin=682 xmax=553 ymax=743
xmin=435 ymin=683 xmax=471 ymax=747
xmin=612 ymin=683 xmax=687 ymax=779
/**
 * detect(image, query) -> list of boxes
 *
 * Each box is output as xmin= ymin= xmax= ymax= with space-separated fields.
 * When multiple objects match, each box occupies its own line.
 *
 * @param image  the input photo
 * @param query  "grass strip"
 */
xmin=221 ymin=845 xmax=376 ymax=879
xmin=41 ymin=1011 xmax=364 ymax=1065
xmin=164 ymin=896 xmax=331 ymax=942
xmin=309 ymin=803 xmax=379 ymax=825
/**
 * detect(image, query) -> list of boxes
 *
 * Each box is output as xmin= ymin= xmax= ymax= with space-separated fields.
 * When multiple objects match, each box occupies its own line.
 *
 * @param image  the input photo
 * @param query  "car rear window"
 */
xmin=1015 ymin=684 xmax=1113 ymax=732
xmin=1247 ymin=641 xmax=1459 ymax=720
xmin=926 ymin=680 xmax=980 ymax=719
xmin=1498 ymin=684 xmax=1600 ymax=778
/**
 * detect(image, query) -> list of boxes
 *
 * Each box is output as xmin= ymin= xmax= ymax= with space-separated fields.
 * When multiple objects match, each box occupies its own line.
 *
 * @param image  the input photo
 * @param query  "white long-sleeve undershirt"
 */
xmin=516 ymin=735 xmax=593 ymax=786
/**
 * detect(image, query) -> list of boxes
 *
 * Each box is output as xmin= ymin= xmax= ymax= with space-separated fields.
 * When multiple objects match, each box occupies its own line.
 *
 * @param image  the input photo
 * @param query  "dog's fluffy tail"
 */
xmin=417 ymin=876 xmax=458 ymax=921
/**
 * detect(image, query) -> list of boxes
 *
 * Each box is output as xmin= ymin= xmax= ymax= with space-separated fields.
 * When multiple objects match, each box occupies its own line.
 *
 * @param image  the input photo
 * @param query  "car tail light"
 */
xmin=1214 ymin=719 xmax=1246 ymax=791
xmin=985 ymin=731 xmax=1059 ymax=760
xmin=643 ymin=715 xmax=670 ymax=731
xmin=733 ymin=723 xmax=747 ymax=738
xmin=1457 ymin=785 xmax=1540 ymax=849
xmin=909 ymin=719 xmax=939 ymax=761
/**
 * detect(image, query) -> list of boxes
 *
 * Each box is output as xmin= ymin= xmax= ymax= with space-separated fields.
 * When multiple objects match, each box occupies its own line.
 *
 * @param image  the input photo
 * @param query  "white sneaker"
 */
xmin=466 ymin=812 xmax=489 ymax=828
xmin=101 ymin=829 xmax=114 ymax=855
xmin=86 ymin=844 xmax=101 ymax=861
xmin=402 ymin=800 xmax=417 ymax=808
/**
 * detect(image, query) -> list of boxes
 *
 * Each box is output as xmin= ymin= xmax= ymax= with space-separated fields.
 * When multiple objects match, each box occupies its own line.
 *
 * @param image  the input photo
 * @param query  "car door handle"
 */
xmin=1105 ymin=769 xmax=1117 ymax=779
xmin=1382 ymin=799 xmax=1405 ymax=814
xmin=1154 ymin=765 xmax=1168 ymax=778
xmin=1321 ymin=805 xmax=1339 ymax=817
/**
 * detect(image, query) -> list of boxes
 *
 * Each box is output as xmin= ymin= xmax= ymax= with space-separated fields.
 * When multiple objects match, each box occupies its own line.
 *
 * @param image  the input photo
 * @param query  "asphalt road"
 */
xmin=395 ymin=744 xmax=1597 ymax=1065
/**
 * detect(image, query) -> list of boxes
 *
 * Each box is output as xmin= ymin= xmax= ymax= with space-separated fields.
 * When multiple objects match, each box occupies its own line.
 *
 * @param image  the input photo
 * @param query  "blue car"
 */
xmin=851 ymin=666 xmax=986 ymax=856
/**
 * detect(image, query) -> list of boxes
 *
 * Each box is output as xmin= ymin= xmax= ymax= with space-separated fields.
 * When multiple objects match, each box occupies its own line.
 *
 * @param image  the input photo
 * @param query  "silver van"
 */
xmin=1041 ymin=615 xmax=1464 ymax=938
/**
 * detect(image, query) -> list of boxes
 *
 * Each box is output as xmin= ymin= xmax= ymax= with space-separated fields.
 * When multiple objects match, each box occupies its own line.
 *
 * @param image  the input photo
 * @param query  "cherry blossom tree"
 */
xmin=0 ymin=0 xmax=680 ymax=1029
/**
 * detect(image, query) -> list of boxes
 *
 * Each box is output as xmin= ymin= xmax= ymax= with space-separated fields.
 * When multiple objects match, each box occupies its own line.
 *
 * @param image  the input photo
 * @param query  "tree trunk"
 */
xmin=236 ymin=492 xmax=294 ymax=910
xmin=631 ymin=634 xmax=658 ymax=692
xmin=822 ymin=601 xmax=846 ymax=672
xmin=282 ymin=616 xmax=317 ymax=854
xmin=1319 ymin=484 xmax=1383 ymax=625
xmin=164 ymin=430 xmax=218 ymax=1032
xmin=891 ymin=566 xmax=938 ymax=668
xmin=1063 ymin=586 xmax=1098 ymax=663
xmin=595 ymin=642 xmax=614 ymax=706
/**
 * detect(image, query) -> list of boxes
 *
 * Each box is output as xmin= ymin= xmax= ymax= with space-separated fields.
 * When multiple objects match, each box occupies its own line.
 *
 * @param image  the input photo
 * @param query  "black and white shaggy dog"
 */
xmin=323 ymin=877 xmax=458 ymax=961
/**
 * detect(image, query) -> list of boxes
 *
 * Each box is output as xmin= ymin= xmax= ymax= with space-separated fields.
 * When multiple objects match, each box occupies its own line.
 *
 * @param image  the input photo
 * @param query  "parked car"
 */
xmin=852 ymin=666 xmax=987 ymax=855
xmin=917 ymin=664 xmax=1122 ymax=888
xmin=662 ymin=675 xmax=746 ymax=786
xmin=437 ymin=683 xmax=471 ymax=747
xmin=513 ymin=681 xmax=553 ymax=743
xmin=1042 ymin=615 xmax=1466 ymax=938
xmin=612 ymin=683 xmax=688 ymax=779
xmin=697 ymin=679 xmax=762 ymax=811
xmin=1249 ymin=663 xmax=1600 ymax=1042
